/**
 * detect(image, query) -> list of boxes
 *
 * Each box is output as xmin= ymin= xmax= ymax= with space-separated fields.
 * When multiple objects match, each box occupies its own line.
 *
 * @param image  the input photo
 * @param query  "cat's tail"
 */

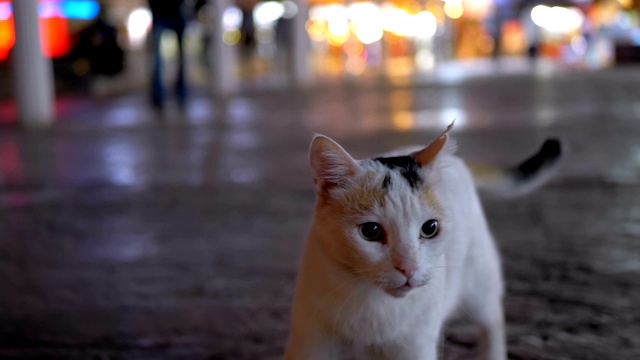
xmin=467 ymin=139 xmax=564 ymax=198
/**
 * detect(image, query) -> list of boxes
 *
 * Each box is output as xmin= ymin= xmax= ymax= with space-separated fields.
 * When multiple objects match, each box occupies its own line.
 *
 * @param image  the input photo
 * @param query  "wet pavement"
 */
xmin=1 ymin=63 xmax=640 ymax=359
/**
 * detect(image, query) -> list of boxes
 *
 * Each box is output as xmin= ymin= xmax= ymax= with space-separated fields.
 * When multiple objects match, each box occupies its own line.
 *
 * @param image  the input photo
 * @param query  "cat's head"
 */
xmin=309 ymin=124 xmax=456 ymax=298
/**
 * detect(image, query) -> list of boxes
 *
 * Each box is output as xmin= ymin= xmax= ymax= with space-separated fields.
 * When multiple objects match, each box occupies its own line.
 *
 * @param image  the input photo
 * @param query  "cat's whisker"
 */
xmin=332 ymin=278 xmax=360 ymax=337
xmin=427 ymin=265 xmax=467 ymax=270
xmin=454 ymin=299 xmax=475 ymax=322
xmin=344 ymin=267 xmax=375 ymax=278
xmin=311 ymin=274 xmax=367 ymax=324
xmin=319 ymin=273 xmax=365 ymax=300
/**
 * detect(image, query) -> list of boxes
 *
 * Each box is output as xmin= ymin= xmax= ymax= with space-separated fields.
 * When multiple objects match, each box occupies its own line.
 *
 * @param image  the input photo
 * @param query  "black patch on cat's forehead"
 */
xmin=373 ymin=156 xmax=422 ymax=189
xmin=382 ymin=173 xmax=392 ymax=190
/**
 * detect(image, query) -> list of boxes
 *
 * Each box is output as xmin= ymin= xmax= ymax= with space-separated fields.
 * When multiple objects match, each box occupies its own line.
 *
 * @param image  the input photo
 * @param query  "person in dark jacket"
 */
xmin=148 ymin=0 xmax=187 ymax=109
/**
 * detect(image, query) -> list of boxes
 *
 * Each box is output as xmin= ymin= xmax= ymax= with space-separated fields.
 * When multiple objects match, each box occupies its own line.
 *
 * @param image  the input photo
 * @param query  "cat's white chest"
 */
xmin=324 ymin=281 xmax=444 ymax=345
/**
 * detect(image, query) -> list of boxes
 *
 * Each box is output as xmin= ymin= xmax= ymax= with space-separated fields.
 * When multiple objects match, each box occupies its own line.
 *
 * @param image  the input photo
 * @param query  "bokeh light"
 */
xmin=414 ymin=11 xmax=437 ymax=39
xmin=223 ymin=6 xmax=243 ymax=31
xmin=531 ymin=5 xmax=584 ymax=33
xmin=444 ymin=2 xmax=464 ymax=20
xmin=127 ymin=8 xmax=152 ymax=50
xmin=253 ymin=1 xmax=285 ymax=27
xmin=223 ymin=29 xmax=242 ymax=45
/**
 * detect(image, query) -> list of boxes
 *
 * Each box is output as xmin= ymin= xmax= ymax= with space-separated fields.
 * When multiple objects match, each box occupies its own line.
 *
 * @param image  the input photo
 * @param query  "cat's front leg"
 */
xmin=465 ymin=294 xmax=506 ymax=360
xmin=398 ymin=336 xmax=439 ymax=360
xmin=370 ymin=332 xmax=439 ymax=360
xmin=284 ymin=324 xmax=344 ymax=360
xmin=478 ymin=315 xmax=506 ymax=360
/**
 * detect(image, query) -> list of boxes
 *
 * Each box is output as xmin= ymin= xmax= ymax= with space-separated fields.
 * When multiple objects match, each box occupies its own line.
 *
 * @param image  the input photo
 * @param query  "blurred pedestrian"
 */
xmin=239 ymin=4 xmax=256 ymax=58
xmin=148 ymin=0 xmax=187 ymax=109
xmin=69 ymin=4 xmax=124 ymax=83
xmin=520 ymin=5 xmax=541 ymax=61
xmin=195 ymin=0 xmax=211 ymax=69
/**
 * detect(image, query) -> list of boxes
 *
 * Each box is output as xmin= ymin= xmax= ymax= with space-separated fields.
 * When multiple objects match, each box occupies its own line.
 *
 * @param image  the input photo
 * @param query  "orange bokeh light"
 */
xmin=39 ymin=16 xmax=71 ymax=58
xmin=0 ymin=16 xmax=15 ymax=61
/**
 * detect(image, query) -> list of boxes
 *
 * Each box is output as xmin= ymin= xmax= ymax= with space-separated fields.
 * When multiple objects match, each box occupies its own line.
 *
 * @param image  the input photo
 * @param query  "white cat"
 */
xmin=285 ymin=124 xmax=563 ymax=360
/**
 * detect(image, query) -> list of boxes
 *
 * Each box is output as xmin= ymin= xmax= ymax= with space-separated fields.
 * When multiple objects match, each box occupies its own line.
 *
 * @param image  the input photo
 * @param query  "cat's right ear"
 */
xmin=309 ymin=135 xmax=358 ymax=191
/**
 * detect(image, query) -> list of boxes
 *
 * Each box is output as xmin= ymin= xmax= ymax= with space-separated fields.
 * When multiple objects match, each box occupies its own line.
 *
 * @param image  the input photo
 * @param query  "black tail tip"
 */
xmin=514 ymin=138 xmax=564 ymax=179
xmin=539 ymin=138 xmax=563 ymax=160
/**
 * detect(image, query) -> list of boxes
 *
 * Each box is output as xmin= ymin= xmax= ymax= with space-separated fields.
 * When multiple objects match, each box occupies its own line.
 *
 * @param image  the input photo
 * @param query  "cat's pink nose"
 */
xmin=395 ymin=265 xmax=416 ymax=279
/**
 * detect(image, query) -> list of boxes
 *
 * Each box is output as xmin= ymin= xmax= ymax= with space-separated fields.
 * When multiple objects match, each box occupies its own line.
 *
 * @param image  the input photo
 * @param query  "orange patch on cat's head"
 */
xmin=421 ymin=186 xmax=443 ymax=214
xmin=320 ymin=172 xmax=387 ymax=215
xmin=338 ymin=172 xmax=386 ymax=214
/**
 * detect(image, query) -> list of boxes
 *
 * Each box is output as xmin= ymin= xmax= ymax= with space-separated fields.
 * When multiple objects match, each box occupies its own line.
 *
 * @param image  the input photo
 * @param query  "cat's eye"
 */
xmin=420 ymin=220 xmax=439 ymax=239
xmin=359 ymin=222 xmax=384 ymax=242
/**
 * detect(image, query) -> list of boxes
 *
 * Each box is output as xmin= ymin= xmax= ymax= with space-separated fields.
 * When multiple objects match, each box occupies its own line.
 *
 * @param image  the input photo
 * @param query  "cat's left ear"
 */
xmin=412 ymin=121 xmax=456 ymax=167
xmin=309 ymin=134 xmax=358 ymax=190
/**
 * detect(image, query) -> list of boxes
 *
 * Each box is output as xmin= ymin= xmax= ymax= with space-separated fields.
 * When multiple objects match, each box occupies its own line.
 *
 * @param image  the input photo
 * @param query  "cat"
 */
xmin=284 ymin=123 xmax=563 ymax=360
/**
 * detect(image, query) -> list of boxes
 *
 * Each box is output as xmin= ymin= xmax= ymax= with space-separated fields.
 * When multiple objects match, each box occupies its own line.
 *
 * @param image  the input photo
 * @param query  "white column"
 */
xmin=12 ymin=0 xmax=54 ymax=127
xmin=210 ymin=0 xmax=238 ymax=96
xmin=290 ymin=0 xmax=311 ymax=87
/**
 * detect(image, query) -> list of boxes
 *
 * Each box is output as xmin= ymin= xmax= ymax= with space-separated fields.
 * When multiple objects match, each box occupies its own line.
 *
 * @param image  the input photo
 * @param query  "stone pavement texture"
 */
xmin=1 ymin=65 xmax=640 ymax=360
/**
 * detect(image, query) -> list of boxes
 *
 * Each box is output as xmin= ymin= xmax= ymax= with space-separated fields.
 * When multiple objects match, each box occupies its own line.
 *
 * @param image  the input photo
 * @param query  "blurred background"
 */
xmin=0 ymin=0 xmax=639 ymax=359
xmin=0 ymin=0 xmax=639 ymax=102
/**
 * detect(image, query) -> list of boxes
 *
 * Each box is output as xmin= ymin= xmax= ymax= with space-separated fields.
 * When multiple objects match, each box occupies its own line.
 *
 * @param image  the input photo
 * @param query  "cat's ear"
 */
xmin=309 ymin=135 xmax=358 ymax=190
xmin=412 ymin=121 xmax=456 ymax=167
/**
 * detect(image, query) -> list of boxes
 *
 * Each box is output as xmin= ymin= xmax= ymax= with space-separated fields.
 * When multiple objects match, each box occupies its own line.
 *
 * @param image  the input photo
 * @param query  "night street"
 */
xmin=1 ymin=65 xmax=639 ymax=359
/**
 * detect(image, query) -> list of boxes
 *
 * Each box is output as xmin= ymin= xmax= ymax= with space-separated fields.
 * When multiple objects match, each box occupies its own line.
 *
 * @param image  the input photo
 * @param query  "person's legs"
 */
xmin=174 ymin=20 xmax=187 ymax=106
xmin=151 ymin=21 xmax=166 ymax=108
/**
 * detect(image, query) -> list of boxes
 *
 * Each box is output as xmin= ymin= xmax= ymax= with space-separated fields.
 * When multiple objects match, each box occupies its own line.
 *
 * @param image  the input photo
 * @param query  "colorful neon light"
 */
xmin=39 ymin=16 xmax=71 ymax=58
xmin=0 ymin=16 xmax=13 ymax=60
xmin=0 ymin=3 xmax=12 ymax=60
xmin=0 ymin=3 xmax=11 ymax=21
xmin=2 ymin=1 xmax=101 ymax=21
xmin=59 ymin=0 xmax=100 ymax=20
xmin=39 ymin=1 xmax=65 ymax=19
xmin=0 ymin=0 xmax=99 ymax=60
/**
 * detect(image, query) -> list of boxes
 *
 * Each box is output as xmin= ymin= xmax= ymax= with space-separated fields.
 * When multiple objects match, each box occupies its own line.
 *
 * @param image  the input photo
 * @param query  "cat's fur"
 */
xmin=285 ymin=126 xmax=562 ymax=360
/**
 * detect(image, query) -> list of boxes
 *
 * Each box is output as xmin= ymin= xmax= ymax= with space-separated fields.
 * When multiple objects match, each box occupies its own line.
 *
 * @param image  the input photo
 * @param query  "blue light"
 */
xmin=39 ymin=0 xmax=100 ymax=20
xmin=61 ymin=0 xmax=100 ymax=20
xmin=631 ymin=28 xmax=640 ymax=46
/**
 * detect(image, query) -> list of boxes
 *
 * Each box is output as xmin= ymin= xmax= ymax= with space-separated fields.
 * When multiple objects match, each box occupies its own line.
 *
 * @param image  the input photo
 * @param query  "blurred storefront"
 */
xmin=1 ymin=0 xmax=640 ymax=98
xmin=301 ymin=0 xmax=640 ymax=74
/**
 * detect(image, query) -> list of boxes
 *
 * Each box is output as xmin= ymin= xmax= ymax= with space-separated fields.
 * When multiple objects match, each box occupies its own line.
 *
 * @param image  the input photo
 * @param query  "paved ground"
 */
xmin=1 ymin=63 xmax=640 ymax=359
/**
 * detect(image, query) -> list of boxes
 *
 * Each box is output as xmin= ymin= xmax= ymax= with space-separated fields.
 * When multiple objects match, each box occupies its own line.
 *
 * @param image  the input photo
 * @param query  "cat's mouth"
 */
xmin=385 ymin=281 xmax=413 ymax=298
xmin=383 ymin=277 xmax=429 ymax=297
